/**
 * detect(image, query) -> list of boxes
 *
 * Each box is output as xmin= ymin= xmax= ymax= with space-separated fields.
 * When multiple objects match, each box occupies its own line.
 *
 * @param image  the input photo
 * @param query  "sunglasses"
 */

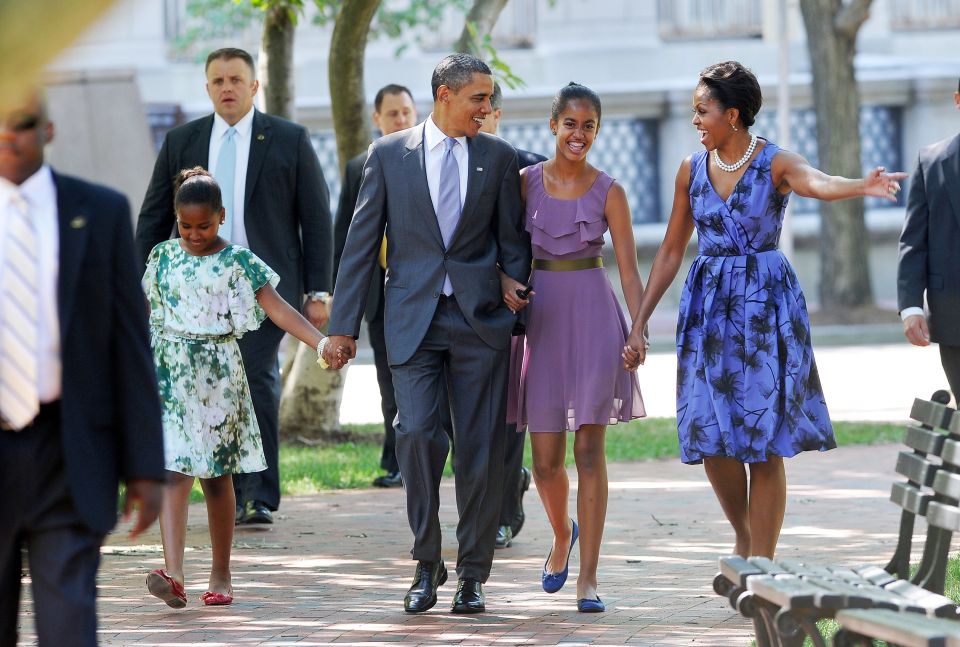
xmin=2 ymin=115 xmax=41 ymax=133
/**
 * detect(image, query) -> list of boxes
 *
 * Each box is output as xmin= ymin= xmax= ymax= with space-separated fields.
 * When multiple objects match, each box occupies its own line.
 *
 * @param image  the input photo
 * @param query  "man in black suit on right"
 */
xmin=898 ymin=78 xmax=960 ymax=398
xmin=480 ymin=82 xmax=546 ymax=549
xmin=333 ymin=83 xmax=418 ymax=488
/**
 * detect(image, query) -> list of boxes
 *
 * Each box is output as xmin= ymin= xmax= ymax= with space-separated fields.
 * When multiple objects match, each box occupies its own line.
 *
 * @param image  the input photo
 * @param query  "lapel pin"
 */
xmin=257 ymin=134 xmax=265 ymax=141
xmin=476 ymin=167 xmax=483 ymax=172
xmin=70 ymin=216 xmax=87 ymax=229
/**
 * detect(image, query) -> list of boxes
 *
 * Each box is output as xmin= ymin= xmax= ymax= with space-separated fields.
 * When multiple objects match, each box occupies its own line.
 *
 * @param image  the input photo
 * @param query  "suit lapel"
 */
xmin=53 ymin=172 xmax=91 ymax=338
xmin=450 ymin=135 xmax=489 ymax=247
xmin=245 ymin=111 xmax=271 ymax=209
xmin=943 ymin=134 xmax=960 ymax=231
xmin=403 ymin=124 xmax=444 ymax=248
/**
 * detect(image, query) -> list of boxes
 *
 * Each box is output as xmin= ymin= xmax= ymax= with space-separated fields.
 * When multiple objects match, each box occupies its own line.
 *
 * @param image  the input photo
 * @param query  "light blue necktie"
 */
xmin=214 ymin=127 xmax=237 ymax=241
xmin=437 ymin=137 xmax=462 ymax=296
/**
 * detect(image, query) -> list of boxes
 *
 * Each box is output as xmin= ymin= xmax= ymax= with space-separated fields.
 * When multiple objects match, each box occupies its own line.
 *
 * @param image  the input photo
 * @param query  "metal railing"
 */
xmin=890 ymin=0 xmax=960 ymax=29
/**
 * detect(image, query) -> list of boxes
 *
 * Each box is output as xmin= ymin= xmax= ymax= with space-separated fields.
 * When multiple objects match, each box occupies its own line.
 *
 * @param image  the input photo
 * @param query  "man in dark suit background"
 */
xmin=898 ymin=79 xmax=960 ymax=398
xmin=0 ymin=91 xmax=165 ymax=647
xmin=136 ymin=48 xmax=333 ymax=525
xmin=333 ymin=84 xmax=418 ymax=489
xmin=479 ymin=81 xmax=545 ymax=549
xmin=324 ymin=54 xmax=530 ymax=614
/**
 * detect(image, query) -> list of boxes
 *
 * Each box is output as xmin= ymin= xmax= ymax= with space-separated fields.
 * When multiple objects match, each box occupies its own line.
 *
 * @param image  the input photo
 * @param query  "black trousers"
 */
xmin=499 ymin=424 xmax=526 ymax=526
xmin=368 ymin=295 xmax=400 ymax=474
xmin=0 ymin=404 xmax=104 ymax=647
xmin=233 ymin=320 xmax=285 ymax=510
xmin=940 ymin=343 xmax=960 ymax=401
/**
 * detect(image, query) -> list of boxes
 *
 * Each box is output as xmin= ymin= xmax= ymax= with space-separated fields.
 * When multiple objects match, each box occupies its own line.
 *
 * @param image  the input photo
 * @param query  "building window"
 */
xmin=753 ymin=105 xmax=903 ymax=214
xmin=889 ymin=0 xmax=960 ymax=29
xmin=658 ymin=0 xmax=762 ymax=40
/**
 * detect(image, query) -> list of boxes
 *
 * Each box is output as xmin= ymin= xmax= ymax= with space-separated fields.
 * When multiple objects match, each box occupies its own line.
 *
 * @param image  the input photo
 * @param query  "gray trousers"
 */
xmin=0 ymin=404 xmax=104 ymax=647
xmin=391 ymin=296 xmax=508 ymax=582
xmin=234 ymin=320 xmax=285 ymax=510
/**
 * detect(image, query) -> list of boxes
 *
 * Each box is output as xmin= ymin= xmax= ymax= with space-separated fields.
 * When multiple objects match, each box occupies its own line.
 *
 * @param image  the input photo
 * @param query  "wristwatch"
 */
xmin=306 ymin=291 xmax=331 ymax=304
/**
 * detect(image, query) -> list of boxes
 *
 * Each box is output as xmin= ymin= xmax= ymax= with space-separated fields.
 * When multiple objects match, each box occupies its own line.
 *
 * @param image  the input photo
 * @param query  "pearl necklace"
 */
xmin=712 ymin=132 xmax=758 ymax=173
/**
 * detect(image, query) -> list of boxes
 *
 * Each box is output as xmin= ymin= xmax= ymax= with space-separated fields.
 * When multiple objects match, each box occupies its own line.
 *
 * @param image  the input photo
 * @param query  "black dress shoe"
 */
xmin=495 ymin=525 xmax=513 ymax=549
xmin=511 ymin=467 xmax=532 ymax=537
xmin=451 ymin=578 xmax=485 ymax=614
xmin=373 ymin=470 xmax=403 ymax=488
xmin=239 ymin=500 xmax=273 ymax=525
xmin=404 ymin=560 xmax=447 ymax=613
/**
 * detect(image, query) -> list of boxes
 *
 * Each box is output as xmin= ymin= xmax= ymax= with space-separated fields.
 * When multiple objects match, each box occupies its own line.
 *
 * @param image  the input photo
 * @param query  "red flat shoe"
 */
xmin=146 ymin=569 xmax=187 ymax=609
xmin=200 ymin=591 xmax=234 ymax=606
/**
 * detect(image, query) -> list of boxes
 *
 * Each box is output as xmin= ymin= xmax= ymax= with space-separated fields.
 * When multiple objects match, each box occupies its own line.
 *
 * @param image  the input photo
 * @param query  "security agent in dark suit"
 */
xmin=898 ymin=79 xmax=960 ymax=397
xmin=480 ymin=81 xmax=546 ymax=549
xmin=0 ymin=92 xmax=165 ymax=647
xmin=333 ymin=84 xmax=418 ymax=489
xmin=136 ymin=48 xmax=333 ymax=525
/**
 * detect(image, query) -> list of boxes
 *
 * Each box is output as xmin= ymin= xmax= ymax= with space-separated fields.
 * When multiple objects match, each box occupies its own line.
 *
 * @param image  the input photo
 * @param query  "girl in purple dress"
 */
xmin=624 ymin=61 xmax=906 ymax=558
xmin=503 ymin=83 xmax=645 ymax=612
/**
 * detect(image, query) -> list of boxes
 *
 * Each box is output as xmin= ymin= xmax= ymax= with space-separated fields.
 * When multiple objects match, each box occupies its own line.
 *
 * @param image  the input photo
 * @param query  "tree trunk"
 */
xmin=278 ymin=338 xmax=347 ymax=444
xmin=453 ymin=0 xmax=510 ymax=55
xmin=799 ymin=0 xmax=874 ymax=308
xmin=329 ymin=0 xmax=382 ymax=174
xmin=258 ymin=2 xmax=296 ymax=120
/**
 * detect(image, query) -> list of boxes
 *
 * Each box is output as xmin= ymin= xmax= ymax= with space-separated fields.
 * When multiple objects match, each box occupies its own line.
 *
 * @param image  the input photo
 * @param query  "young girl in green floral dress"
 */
xmin=141 ymin=167 xmax=331 ymax=608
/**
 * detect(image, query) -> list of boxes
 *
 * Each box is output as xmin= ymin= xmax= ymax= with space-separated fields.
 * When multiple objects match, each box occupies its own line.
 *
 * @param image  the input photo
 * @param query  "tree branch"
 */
xmin=453 ymin=0 xmax=509 ymax=55
xmin=835 ymin=0 xmax=873 ymax=39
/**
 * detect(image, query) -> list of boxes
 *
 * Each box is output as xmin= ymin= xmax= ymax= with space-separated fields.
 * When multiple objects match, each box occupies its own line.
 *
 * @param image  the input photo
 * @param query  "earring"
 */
xmin=731 ymin=123 xmax=738 ymax=132
xmin=552 ymin=130 xmax=557 ymax=135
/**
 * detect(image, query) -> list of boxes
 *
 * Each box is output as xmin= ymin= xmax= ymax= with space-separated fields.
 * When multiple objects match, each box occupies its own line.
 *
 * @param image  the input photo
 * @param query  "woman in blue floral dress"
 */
xmin=624 ymin=61 xmax=906 ymax=558
xmin=142 ymin=168 xmax=330 ymax=608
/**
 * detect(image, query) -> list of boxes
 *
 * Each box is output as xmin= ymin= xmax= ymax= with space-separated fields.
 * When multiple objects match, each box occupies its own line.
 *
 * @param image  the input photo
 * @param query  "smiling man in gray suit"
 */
xmin=325 ymin=53 xmax=530 ymax=614
xmin=898 ymin=79 xmax=960 ymax=398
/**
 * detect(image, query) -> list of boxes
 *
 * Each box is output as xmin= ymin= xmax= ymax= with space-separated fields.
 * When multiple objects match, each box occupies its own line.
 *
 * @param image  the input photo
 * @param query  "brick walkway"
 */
xmin=17 ymin=443 xmax=907 ymax=646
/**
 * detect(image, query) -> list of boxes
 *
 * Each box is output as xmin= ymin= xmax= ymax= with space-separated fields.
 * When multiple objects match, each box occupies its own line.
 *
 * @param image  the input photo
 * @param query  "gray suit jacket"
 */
xmin=898 ymin=133 xmax=960 ymax=345
xmin=136 ymin=110 xmax=333 ymax=306
xmin=329 ymin=123 xmax=530 ymax=365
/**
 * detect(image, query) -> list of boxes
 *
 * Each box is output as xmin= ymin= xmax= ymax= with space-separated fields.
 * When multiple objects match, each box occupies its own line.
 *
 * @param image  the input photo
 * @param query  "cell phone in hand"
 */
xmin=516 ymin=285 xmax=533 ymax=300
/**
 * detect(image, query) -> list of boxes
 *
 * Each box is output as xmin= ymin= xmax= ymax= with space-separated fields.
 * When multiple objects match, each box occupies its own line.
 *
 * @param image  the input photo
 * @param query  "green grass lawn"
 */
xmin=188 ymin=418 xmax=906 ymax=502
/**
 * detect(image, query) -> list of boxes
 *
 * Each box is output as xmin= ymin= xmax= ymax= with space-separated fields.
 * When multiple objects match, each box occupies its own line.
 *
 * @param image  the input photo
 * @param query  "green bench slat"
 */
xmin=904 ymin=425 xmax=948 ymax=455
xmin=891 ymin=481 xmax=932 ymax=515
xmin=897 ymin=451 xmax=937 ymax=485
xmin=913 ymin=399 xmax=954 ymax=431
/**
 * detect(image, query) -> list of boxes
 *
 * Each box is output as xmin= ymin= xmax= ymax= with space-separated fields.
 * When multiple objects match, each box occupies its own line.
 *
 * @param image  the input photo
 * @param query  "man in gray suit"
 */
xmin=898 ymin=78 xmax=960 ymax=397
xmin=136 ymin=47 xmax=332 ymax=525
xmin=324 ymin=54 xmax=530 ymax=614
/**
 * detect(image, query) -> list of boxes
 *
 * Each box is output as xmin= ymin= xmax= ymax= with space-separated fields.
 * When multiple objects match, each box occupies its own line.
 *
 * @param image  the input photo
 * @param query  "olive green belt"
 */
xmin=531 ymin=257 xmax=604 ymax=271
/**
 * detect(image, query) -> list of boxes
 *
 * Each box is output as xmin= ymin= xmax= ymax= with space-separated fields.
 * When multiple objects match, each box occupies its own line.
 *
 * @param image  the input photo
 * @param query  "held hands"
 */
xmin=863 ymin=166 xmax=908 ymax=202
xmin=903 ymin=314 xmax=931 ymax=347
xmin=500 ymin=272 xmax=534 ymax=314
xmin=321 ymin=334 xmax=356 ymax=370
xmin=622 ymin=329 xmax=649 ymax=371
xmin=122 ymin=478 xmax=163 ymax=539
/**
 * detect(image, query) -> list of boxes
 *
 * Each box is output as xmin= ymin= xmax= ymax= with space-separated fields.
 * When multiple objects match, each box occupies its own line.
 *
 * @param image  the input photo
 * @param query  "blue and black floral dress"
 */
xmin=676 ymin=140 xmax=836 ymax=464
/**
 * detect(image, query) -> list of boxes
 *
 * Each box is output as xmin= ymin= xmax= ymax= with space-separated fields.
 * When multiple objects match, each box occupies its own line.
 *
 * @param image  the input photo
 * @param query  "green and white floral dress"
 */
xmin=142 ymin=240 xmax=278 ymax=478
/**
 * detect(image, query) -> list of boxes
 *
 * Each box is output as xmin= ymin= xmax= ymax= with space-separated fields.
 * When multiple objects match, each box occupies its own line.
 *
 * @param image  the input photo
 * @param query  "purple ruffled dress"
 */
xmin=512 ymin=163 xmax=645 ymax=432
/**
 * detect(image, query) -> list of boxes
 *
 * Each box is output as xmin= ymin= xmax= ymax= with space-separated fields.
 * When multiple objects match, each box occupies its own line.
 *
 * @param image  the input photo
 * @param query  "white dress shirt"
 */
xmin=901 ymin=307 xmax=925 ymax=321
xmin=208 ymin=107 xmax=255 ymax=249
xmin=423 ymin=115 xmax=468 ymax=218
xmin=0 ymin=165 xmax=61 ymax=402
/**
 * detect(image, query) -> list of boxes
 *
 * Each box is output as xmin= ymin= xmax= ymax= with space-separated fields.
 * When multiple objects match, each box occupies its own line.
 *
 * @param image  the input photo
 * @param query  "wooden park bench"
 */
xmin=711 ymin=394 xmax=960 ymax=647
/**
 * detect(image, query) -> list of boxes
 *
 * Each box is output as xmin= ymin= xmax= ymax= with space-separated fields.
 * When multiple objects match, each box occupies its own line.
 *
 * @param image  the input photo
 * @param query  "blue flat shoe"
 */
xmin=541 ymin=519 xmax=579 ymax=593
xmin=577 ymin=596 xmax=605 ymax=613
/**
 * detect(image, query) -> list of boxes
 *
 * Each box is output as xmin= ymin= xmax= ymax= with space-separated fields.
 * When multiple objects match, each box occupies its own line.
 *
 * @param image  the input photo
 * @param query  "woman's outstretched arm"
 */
xmin=773 ymin=149 xmax=907 ymax=202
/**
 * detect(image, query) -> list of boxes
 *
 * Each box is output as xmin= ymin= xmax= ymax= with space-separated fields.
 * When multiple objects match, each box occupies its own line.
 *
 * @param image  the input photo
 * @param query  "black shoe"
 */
xmin=511 ymin=467 xmax=532 ymax=537
xmin=495 ymin=525 xmax=513 ymax=549
xmin=404 ymin=560 xmax=447 ymax=613
xmin=239 ymin=500 xmax=273 ymax=525
xmin=373 ymin=471 xmax=403 ymax=488
xmin=451 ymin=578 xmax=485 ymax=614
